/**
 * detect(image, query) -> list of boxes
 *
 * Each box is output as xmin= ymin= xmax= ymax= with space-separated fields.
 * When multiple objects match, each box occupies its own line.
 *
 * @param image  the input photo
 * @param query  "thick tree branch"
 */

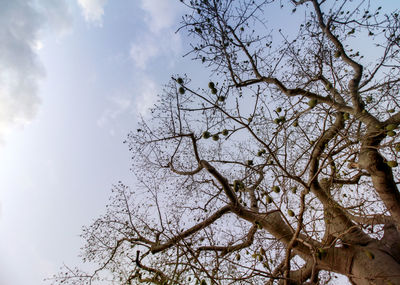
xmin=150 ymin=205 xmax=232 ymax=253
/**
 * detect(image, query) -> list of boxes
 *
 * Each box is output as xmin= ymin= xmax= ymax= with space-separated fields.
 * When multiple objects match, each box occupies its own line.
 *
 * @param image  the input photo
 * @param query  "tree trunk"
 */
xmin=316 ymin=241 xmax=400 ymax=285
xmin=348 ymin=246 xmax=400 ymax=285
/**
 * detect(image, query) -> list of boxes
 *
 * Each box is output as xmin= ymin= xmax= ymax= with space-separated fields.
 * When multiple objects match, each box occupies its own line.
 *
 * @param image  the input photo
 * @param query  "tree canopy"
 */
xmin=52 ymin=0 xmax=400 ymax=284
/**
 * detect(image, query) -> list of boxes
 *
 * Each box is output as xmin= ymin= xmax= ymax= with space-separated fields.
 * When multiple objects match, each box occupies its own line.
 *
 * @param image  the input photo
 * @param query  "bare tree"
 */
xmin=51 ymin=0 xmax=400 ymax=284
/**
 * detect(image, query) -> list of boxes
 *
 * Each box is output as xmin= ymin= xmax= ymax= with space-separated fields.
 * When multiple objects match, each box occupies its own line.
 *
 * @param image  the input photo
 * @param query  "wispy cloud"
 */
xmin=0 ymin=0 xmax=71 ymax=143
xmin=129 ymin=0 xmax=183 ymax=70
xmin=97 ymin=77 xmax=158 ymax=133
xmin=97 ymin=96 xmax=132 ymax=129
xmin=134 ymin=77 xmax=158 ymax=116
xmin=129 ymin=31 xmax=181 ymax=70
xmin=140 ymin=0 xmax=177 ymax=33
xmin=77 ymin=0 xmax=107 ymax=25
xmin=129 ymin=36 xmax=160 ymax=70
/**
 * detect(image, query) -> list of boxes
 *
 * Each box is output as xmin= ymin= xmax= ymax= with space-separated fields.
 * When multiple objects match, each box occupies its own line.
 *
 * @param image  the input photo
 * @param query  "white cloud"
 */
xmin=77 ymin=0 xmax=107 ymax=24
xmin=97 ymin=96 xmax=132 ymax=128
xmin=129 ymin=36 xmax=160 ymax=70
xmin=140 ymin=0 xmax=178 ymax=33
xmin=38 ymin=0 xmax=73 ymax=35
xmin=128 ymin=1 xmax=183 ymax=70
xmin=129 ymin=30 xmax=182 ymax=69
xmin=97 ymin=77 xmax=158 ymax=132
xmin=0 ymin=0 xmax=71 ymax=143
xmin=134 ymin=77 xmax=158 ymax=116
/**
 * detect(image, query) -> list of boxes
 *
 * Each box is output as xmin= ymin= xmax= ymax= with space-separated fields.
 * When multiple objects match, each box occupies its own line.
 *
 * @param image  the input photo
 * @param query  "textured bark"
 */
xmin=349 ymin=245 xmax=400 ymax=285
xmin=301 ymin=242 xmax=400 ymax=284
xmin=359 ymin=146 xmax=400 ymax=232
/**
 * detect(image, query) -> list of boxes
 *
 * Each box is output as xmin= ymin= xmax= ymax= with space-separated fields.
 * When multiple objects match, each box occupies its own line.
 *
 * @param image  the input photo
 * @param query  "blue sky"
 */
xmin=0 ymin=1 xmax=200 ymax=284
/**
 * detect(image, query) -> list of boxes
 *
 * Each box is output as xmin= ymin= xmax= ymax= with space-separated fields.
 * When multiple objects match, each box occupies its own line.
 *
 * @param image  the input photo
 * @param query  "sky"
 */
xmin=0 ymin=0 xmax=200 ymax=284
xmin=0 ymin=1 xmax=398 ymax=284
